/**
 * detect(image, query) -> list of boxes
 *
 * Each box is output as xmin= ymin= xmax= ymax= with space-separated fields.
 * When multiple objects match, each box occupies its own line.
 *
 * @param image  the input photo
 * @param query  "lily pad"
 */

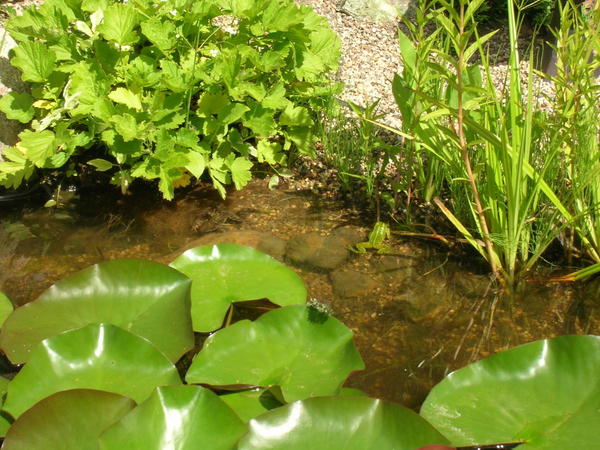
xmin=170 ymin=244 xmax=307 ymax=332
xmin=185 ymin=305 xmax=364 ymax=402
xmin=99 ymin=386 xmax=247 ymax=449
xmin=2 ymin=389 xmax=135 ymax=450
xmin=421 ymin=335 xmax=600 ymax=448
xmin=220 ymin=389 xmax=284 ymax=423
xmin=0 ymin=376 xmax=11 ymax=437
xmin=0 ymin=291 xmax=13 ymax=327
xmin=238 ymin=396 xmax=451 ymax=449
xmin=0 ymin=259 xmax=193 ymax=364
xmin=3 ymin=323 xmax=182 ymax=419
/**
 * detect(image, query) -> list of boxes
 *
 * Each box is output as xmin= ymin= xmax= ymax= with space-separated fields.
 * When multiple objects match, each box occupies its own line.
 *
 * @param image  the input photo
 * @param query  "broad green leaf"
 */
xmin=238 ymin=396 xmax=449 ymax=449
xmin=244 ymin=104 xmax=275 ymax=137
xmin=229 ymin=156 xmax=252 ymax=190
xmin=10 ymin=41 xmax=56 ymax=83
xmin=421 ymin=335 xmax=600 ymax=448
xmin=160 ymin=60 xmax=189 ymax=93
xmin=220 ymin=389 xmax=283 ymax=423
xmin=2 ymin=390 xmax=135 ymax=450
xmin=295 ymin=50 xmax=325 ymax=81
xmin=257 ymin=140 xmax=283 ymax=165
xmin=140 ymin=18 xmax=177 ymax=54
xmin=309 ymin=26 xmax=341 ymax=70
xmin=0 ymin=292 xmax=14 ymax=327
xmin=197 ymin=93 xmax=228 ymax=117
xmin=170 ymin=244 xmax=307 ymax=332
xmin=88 ymin=158 xmax=114 ymax=172
xmin=0 ymin=259 xmax=193 ymax=364
xmin=81 ymin=0 xmax=108 ymax=12
xmin=110 ymin=113 xmax=143 ymax=142
xmin=279 ymin=104 xmax=312 ymax=127
xmin=97 ymin=3 xmax=140 ymax=46
xmin=108 ymin=87 xmax=143 ymax=111
xmin=3 ymin=324 xmax=182 ymax=419
xmin=185 ymin=305 xmax=364 ymax=402
xmin=283 ymin=126 xmax=312 ymax=155
xmin=16 ymin=130 xmax=55 ymax=167
xmin=99 ymin=386 xmax=246 ymax=449
xmin=185 ymin=152 xmax=206 ymax=178
xmin=0 ymin=92 xmax=34 ymax=123
xmin=262 ymin=83 xmax=289 ymax=110
xmin=218 ymin=102 xmax=250 ymax=125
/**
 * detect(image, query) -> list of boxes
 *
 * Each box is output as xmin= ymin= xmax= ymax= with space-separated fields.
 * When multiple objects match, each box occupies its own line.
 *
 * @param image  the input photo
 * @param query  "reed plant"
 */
xmin=546 ymin=0 xmax=600 ymax=264
xmin=393 ymin=0 xmax=570 ymax=289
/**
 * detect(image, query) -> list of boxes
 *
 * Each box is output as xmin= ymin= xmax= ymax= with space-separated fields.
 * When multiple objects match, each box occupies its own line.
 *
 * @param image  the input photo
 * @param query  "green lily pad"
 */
xmin=185 ymin=305 xmax=364 ymax=402
xmin=421 ymin=335 xmax=600 ymax=448
xmin=170 ymin=244 xmax=307 ymax=332
xmin=99 ymin=386 xmax=247 ymax=449
xmin=0 ymin=376 xmax=11 ymax=437
xmin=0 ymin=291 xmax=13 ymax=327
xmin=2 ymin=389 xmax=135 ymax=450
xmin=0 ymin=259 xmax=193 ymax=364
xmin=238 ymin=396 xmax=451 ymax=449
xmin=220 ymin=389 xmax=284 ymax=423
xmin=3 ymin=323 xmax=182 ymax=419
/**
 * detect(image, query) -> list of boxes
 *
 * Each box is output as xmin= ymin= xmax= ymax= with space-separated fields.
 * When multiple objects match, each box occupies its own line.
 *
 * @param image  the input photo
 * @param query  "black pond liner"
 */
xmin=0 ymin=181 xmax=49 ymax=204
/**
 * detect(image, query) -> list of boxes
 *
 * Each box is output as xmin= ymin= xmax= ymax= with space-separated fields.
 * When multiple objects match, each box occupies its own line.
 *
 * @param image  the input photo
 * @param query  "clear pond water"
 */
xmin=1 ymin=179 xmax=598 ymax=410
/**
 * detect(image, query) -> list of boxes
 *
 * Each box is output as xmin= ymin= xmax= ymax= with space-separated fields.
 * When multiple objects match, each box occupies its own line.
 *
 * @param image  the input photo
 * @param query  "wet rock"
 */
xmin=330 ymin=269 xmax=379 ymax=298
xmin=0 ymin=26 xmax=28 ymax=154
xmin=397 ymin=276 xmax=452 ymax=322
xmin=285 ymin=226 xmax=365 ymax=270
xmin=178 ymin=230 xmax=286 ymax=261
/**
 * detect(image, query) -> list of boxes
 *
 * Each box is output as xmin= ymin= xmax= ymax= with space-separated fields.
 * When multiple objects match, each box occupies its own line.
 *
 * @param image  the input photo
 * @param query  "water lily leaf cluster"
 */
xmin=0 ymin=0 xmax=341 ymax=198
xmin=0 ymin=243 xmax=597 ymax=447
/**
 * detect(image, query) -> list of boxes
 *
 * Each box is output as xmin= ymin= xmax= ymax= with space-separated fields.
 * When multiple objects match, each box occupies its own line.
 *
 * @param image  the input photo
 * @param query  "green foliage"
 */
xmin=170 ymin=243 xmax=307 ymax=332
xmin=390 ymin=0 xmax=571 ymax=288
xmin=0 ymin=245 xmax=596 ymax=446
xmin=185 ymin=304 xmax=364 ymax=402
xmin=0 ymin=0 xmax=341 ymax=199
xmin=421 ymin=335 xmax=600 ymax=448
xmin=0 ymin=259 xmax=193 ymax=364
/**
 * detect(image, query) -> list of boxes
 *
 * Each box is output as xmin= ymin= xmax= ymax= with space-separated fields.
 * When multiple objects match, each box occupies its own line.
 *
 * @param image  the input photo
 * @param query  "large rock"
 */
xmin=339 ymin=0 xmax=415 ymax=21
xmin=285 ymin=226 xmax=365 ymax=271
xmin=0 ymin=26 xmax=28 ymax=155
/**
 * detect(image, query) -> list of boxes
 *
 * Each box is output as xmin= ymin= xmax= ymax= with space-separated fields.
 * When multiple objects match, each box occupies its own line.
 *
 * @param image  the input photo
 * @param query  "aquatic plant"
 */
xmin=0 ymin=244 xmax=596 ymax=447
xmin=390 ymin=0 xmax=575 ymax=289
xmin=0 ymin=0 xmax=340 ymax=199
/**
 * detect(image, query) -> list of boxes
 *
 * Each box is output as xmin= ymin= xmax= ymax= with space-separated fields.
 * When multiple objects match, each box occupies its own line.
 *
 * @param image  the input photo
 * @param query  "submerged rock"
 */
xmin=330 ymin=269 xmax=379 ymax=298
xmin=285 ymin=226 xmax=365 ymax=271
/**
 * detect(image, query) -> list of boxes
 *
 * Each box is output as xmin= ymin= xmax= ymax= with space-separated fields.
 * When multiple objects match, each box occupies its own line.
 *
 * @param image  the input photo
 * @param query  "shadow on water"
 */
xmin=0 ymin=179 xmax=598 ymax=410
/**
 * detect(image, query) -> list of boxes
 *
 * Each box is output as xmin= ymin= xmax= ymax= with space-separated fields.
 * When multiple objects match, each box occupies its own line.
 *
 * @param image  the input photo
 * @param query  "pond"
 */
xmin=1 ymin=178 xmax=598 ymax=410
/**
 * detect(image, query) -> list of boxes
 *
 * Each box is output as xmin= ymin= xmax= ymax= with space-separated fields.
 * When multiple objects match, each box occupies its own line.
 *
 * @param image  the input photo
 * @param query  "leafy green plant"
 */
xmin=0 ymin=0 xmax=341 ymax=199
xmin=545 ymin=0 xmax=600 ymax=266
xmin=391 ymin=0 xmax=570 ymax=289
xmin=421 ymin=335 xmax=600 ymax=448
xmin=0 ymin=245 xmax=596 ymax=447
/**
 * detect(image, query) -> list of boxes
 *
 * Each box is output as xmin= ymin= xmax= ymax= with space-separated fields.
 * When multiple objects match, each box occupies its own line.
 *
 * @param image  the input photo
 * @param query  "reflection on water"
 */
xmin=1 ymin=180 xmax=598 ymax=409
